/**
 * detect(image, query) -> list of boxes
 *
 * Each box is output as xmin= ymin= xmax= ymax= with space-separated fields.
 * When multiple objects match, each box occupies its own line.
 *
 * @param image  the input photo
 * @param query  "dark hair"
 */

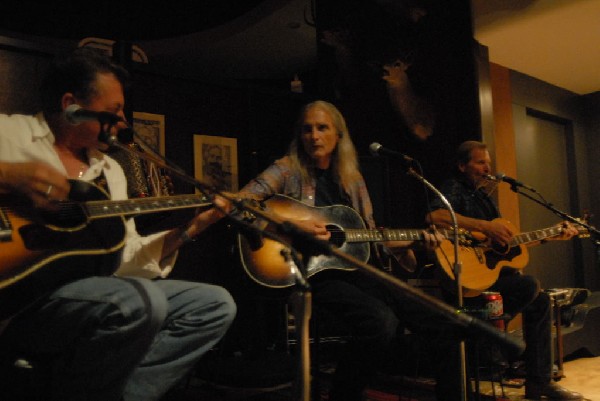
xmin=456 ymin=140 xmax=487 ymax=166
xmin=40 ymin=47 xmax=130 ymax=116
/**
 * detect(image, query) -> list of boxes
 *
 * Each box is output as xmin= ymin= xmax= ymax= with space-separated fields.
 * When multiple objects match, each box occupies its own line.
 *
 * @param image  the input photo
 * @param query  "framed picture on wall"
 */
xmin=194 ymin=135 xmax=238 ymax=192
xmin=132 ymin=112 xmax=165 ymax=155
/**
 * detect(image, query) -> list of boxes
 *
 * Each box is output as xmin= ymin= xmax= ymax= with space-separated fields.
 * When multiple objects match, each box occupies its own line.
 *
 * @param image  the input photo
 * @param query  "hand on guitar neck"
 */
xmin=541 ymin=220 xmax=580 ymax=242
xmin=479 ymin=219 xmax=582 ymax=251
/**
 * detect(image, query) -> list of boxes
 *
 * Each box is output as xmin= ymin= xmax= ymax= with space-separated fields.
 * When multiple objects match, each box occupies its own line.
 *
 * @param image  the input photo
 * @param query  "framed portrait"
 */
xmin=132 ymin=112 xmax=165 ymax=155
xmin=194 ymin=135 xmax=238 ymax=192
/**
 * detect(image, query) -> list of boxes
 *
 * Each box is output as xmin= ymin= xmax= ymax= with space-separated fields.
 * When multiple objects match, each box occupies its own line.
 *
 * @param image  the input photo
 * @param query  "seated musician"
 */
xmin=0 ymin=47 xmax=236 ymax=401
xmin=239 ymin=100 xmax=443 ymax=401
xmin=426 ymin=140 xmax=582 ymax=400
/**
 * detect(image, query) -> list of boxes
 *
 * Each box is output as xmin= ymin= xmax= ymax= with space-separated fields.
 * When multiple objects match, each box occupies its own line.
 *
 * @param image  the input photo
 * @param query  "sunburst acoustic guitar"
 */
xmin=237 ymin=194 xmax=466 ymax=288
xmin=0 ymin=179 xmax=211 ymax=320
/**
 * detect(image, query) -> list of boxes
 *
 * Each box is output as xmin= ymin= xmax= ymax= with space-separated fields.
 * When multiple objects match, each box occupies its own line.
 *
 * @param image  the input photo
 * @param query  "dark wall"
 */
xmin=129 ymin=68 xmax=309 ymax=194
xmin=0 ymin=1 xmax=483 ymax=356
xmin=314 ymin=0 xmax=481 ymax=228
xmin=0 ymin=45 xmax=52 ymax=114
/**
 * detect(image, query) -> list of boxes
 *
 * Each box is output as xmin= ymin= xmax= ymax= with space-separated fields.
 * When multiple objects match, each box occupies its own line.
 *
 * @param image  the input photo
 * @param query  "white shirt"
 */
xmin=0 ymin=112 xmax=177 ymax=278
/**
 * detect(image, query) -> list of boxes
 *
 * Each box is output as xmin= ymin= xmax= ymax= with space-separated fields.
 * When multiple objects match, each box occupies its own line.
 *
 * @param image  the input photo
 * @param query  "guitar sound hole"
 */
xmin=327 ymin=224 xmax=346 ymax=247
xmin=41 ymin=201 xmax=87 ymax=228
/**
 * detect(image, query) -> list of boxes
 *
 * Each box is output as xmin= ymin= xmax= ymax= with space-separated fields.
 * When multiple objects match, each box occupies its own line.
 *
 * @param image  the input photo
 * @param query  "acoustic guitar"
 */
xmin=237 ymin=194 xmax=463 ymax=288
xmin=0 ymin=179 xmax=211 ymax=320
xmin=434 ymin=217 xmax=589 ymax=297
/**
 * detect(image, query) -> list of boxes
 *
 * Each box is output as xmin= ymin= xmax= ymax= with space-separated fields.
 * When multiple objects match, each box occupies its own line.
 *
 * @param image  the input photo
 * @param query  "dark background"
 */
xmin=0 ymin=0 xmax=483 ymax=362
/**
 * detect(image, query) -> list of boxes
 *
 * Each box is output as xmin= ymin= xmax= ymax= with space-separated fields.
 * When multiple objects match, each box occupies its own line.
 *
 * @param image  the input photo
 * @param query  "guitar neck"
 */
xmin=82 ymin=194 xmax=212 ymax=219
xmin=510 ymin=226 xmax=564 ymax=247
xmin=343 ymin=228 xmax=454 ymax=243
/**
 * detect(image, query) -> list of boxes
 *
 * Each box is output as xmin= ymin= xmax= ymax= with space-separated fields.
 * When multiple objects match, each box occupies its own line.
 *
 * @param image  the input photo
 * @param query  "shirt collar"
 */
xmin=81 ymin=148 xmax=107 ymax=180
xmin=33 ymin=112 xmax=55 ymax=143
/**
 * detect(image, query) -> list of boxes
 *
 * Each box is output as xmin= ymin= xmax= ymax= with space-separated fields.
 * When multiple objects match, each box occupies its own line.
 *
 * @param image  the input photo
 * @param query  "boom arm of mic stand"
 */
xmin=510 ymin=186 xmax=600 ymax=237
xmin=326 ymin=241 xmax=525 ymax=356
xmin=237 ymin=201 xmax=525 ymax=357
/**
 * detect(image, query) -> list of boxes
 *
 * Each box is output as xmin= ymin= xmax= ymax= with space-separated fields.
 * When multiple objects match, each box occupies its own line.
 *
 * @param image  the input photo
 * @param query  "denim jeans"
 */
xmin=0 ymin=276 xmax=236 ymax=401
xmin=435 ymin=273 xmax=552 ymax=400
xmin=489 ymin=273 xmax=552 ymax=383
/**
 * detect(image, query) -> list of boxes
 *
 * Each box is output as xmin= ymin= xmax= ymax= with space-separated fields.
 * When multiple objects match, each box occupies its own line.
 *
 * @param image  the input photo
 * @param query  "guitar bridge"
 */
xmin=240 ymin=210 xmax=257 ymax=223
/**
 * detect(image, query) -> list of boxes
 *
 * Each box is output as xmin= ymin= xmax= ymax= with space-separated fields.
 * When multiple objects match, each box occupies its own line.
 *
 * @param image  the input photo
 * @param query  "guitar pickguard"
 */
xmin=486 ymin=246 xmax=523 ymax=270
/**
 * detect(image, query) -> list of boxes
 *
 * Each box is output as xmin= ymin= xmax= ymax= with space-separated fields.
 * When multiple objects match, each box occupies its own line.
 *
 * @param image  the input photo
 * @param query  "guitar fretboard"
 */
xmin=342 ymin=228 xmax=458 ymax=243
xmin=344 ymin=228 xmax=425 ymax=242
xmin=83 ymin=195 xmax=211 ymax=218
xmin=510 ymin=226 xmax=563 ymax=247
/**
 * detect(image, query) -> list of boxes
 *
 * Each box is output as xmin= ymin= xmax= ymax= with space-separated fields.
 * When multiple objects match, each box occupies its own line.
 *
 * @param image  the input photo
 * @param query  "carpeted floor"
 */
xmin=164 ymin=355 xmax=600 ymax=400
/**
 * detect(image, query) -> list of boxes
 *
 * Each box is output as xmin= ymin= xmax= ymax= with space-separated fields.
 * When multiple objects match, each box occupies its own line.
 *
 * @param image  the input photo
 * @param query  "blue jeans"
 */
xmin=0 ymin=276 xmax=236 ymax=401
xmin=489 ymin=273 xmax=551 ymax=383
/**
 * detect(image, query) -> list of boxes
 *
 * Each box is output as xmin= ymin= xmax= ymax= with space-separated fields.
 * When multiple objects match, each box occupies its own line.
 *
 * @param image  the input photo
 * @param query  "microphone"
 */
xmin=369 ymin=142 xmax=414 ymax=165
xmin=494 ymin=172 xmax=536 ymax=191
xmin=65 ymin=104 xmax=123 ymax=125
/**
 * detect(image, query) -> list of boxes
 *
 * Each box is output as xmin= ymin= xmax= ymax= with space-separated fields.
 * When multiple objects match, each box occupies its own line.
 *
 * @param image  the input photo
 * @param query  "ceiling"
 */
xmin=1 ymin=0 xmax=599 ymax=95
xmin=472 ymin=0 xmax=600 ymax=95
xmin=138 ymin=0 xmax=318 ymax=82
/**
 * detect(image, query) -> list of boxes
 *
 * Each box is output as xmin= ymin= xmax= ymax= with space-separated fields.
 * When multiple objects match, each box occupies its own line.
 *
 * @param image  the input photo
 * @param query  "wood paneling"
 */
xmin=489 ymin=62 xmax=520 ymax=229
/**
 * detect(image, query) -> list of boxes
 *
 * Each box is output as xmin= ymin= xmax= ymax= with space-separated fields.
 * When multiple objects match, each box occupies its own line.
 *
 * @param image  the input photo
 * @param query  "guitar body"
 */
xmin=0 ymin=180 xmax=125 ymax=320
xmin=238 ymin=194 xmax=370 ymax=288
xmin=435 ymin=218 xmax=529 ymax=297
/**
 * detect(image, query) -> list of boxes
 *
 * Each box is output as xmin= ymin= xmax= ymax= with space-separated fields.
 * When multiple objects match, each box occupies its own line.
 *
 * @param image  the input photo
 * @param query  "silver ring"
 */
xmin=46 ymin=184 xmax=53 ymax=196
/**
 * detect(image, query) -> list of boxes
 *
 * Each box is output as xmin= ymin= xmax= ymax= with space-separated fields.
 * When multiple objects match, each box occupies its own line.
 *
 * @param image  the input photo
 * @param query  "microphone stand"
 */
xmin=508 ymin=184 xmax=600 ymax=279
xmin=508 ymin=185 xmax=599 ymax=238
xmin=404 ymin=166 xmax=469 ymax=401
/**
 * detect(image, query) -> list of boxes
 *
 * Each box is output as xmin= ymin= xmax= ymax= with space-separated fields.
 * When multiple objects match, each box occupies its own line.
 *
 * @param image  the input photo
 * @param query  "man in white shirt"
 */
xmin=0 ymin=47 xmax=236 ymax=401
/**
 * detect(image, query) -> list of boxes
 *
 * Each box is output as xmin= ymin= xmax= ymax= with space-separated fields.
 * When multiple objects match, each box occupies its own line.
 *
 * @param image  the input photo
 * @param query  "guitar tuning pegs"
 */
xmin=240 ymin=210 xmax=257 ymax=223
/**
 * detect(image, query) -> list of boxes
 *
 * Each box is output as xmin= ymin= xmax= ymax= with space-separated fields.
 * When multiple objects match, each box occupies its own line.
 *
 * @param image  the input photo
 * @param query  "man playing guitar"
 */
xmin=426 ymin=140 xmax=582 ymax=401
xmin=0 ymin=48 xmax=236 ymax=401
